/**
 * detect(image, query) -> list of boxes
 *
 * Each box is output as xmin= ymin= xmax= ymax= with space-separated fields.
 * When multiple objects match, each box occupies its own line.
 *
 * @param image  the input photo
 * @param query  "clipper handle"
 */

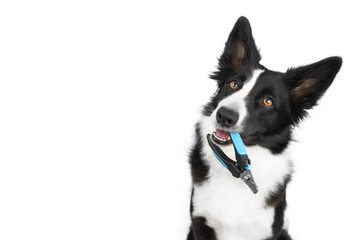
xmin=229 ymin=132 xmax=251 ymax=170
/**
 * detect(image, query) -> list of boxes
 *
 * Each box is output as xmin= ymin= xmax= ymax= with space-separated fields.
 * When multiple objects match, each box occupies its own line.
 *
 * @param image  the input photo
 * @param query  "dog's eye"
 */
xmin=263 ymin=97 xmax=273 ymax=107
xmin=229 ymin=81 xmax=238 ymax=90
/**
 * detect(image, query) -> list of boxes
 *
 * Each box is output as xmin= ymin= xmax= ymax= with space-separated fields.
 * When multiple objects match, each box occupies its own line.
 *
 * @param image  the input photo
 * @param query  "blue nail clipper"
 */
xmin=207 ymin=132 xmax=259 ymax=194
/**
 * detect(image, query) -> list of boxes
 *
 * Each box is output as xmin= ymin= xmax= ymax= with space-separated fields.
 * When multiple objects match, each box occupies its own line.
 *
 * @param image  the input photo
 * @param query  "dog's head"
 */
xmin=204 ymin=17 xmax=342 ymax=153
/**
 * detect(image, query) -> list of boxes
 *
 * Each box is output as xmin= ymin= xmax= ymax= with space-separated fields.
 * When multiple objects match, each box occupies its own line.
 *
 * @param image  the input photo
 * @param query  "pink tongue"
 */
xmin=216 ymin=129 xmax=230 ymax=139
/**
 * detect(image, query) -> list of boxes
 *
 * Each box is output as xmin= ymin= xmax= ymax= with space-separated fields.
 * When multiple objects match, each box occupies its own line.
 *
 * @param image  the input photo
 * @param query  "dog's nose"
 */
xmin=216 ymin=107 xmax=239 ymax=127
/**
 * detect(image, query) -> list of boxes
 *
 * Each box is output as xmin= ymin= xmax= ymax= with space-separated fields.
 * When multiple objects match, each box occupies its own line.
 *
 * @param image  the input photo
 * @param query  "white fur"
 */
xmin=192 ymin=70 xmax=292 ymax=240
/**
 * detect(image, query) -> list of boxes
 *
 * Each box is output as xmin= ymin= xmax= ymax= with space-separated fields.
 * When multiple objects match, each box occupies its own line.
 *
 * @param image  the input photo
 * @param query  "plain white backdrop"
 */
xmin=1 ymin=1 xmax=359 ymax=239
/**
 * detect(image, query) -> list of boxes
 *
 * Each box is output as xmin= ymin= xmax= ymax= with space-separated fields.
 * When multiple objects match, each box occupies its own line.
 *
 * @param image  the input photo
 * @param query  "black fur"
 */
xmin=187 ymin=217 xmax=217 ymax=240
xmin=267 ymin=175 xmax=292 ymax=239
xmin=189 ymin=124 xmax=209 ymax=185
xmin=284 ymin=57 xmax=343 ymax=124
xmin=188 ymin=16 xmax=342 ymax=240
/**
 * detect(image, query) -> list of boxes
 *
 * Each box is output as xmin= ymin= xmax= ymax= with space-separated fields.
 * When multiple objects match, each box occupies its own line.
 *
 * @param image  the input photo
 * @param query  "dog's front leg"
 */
xmin=188 ymin=217 xmax=217 ymax=240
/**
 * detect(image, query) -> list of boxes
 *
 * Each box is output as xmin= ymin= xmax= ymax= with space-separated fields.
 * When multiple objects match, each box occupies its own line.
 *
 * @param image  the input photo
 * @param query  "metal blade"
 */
xmin=239 ymin=170 xmax=258 ymax=194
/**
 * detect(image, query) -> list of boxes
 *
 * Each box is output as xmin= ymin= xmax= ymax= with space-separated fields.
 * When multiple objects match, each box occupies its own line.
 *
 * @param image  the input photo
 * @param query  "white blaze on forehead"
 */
xmin=212 ymin=69 xmax=264 ymax=128
xmin=240 ymin=69 xmax=264 ymax=98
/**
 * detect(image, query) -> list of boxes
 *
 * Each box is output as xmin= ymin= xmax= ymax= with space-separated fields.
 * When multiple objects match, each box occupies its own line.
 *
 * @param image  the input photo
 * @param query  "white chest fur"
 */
xmin=192 ymin=118 xmax=292 ymax=240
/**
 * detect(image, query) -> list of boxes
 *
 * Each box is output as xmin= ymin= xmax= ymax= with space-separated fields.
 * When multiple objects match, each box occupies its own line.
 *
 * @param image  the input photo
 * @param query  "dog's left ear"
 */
xmin=284 ymin=56 xmax=342 ymax=123
xmin=216 ymin=17 xmax=261 ymax=73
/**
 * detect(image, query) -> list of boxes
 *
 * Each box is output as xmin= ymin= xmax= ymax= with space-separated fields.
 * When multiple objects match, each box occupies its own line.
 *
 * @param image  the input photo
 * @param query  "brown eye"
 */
xmin=230 ymin=81 xmax=238 ymax=90
xmin=263 ymin=97 xmax=273 ymax=107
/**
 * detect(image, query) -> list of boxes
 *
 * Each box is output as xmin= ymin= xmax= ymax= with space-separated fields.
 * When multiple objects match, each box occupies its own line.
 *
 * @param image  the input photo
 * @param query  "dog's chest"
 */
xmin=193 ymin=175 xmax=274 ymax=240
xmin=192 ymin=139 xmax=291 ymax=240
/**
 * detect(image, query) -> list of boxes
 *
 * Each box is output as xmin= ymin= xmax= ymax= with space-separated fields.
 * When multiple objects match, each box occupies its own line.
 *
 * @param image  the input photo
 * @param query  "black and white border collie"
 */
xmin=187 ymin=16 xmax=342 ymax=240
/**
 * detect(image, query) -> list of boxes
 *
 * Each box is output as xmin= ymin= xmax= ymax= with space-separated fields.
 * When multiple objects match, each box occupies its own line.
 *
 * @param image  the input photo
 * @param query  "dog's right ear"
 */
xmin=215 ymin=17 xmax=261 ymax=75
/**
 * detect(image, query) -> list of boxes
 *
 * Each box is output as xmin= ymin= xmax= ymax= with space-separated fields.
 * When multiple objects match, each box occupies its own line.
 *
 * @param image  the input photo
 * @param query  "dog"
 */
xmin=187 ymin=16 xmax=342 ymax=240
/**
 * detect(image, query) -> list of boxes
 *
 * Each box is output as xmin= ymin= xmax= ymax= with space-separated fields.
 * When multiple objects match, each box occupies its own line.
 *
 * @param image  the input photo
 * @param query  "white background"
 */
xmin=1 ymin=1 xmax=359 ymax=239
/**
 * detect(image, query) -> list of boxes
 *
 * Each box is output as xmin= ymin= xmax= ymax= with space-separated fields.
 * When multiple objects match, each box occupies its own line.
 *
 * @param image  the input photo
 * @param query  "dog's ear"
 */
xmin=284 ymin=56 xmax=342 ymax=123
xmin=217 ymin=17 xmax=261 ymax=72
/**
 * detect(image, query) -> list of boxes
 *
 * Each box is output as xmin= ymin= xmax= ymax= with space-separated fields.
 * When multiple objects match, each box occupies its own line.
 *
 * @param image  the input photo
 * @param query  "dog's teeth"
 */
xmin=213 ymin=132 xmax=227 ymax=142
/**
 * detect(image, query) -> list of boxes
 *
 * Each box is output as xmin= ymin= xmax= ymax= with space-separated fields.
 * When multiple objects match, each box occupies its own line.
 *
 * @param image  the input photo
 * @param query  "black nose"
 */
xmin=216 ymin=107 xmax=239 ymax=127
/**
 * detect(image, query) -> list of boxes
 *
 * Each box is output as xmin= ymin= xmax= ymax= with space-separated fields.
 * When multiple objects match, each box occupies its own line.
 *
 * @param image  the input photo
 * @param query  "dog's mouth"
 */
xmin=211 ymin=129 xmax=232 ymax=145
